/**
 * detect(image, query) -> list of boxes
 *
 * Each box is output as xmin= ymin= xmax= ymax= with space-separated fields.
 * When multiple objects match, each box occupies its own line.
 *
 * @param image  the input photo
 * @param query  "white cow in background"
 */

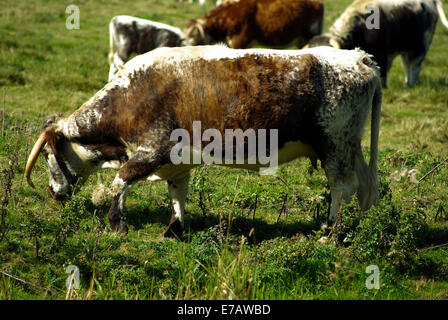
xmin=108 ymin=15 xmax=190 ymax=81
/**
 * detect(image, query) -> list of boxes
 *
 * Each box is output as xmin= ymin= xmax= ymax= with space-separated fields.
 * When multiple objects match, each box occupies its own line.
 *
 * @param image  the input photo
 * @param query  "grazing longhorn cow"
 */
xmin=25 ymin=45 xmax=382 ymax=238
xmin=306 ymin=0 xmax=448 ymax=87
xmin=184 ymin=0 xmax=324 ymax=49
xmin=108 ymin=15 xmax=190 ymax=81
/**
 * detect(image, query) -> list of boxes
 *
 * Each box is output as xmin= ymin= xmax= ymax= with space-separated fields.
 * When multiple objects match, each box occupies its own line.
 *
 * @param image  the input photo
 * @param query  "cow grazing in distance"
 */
xmin=180 ymin=0 xmax=229 ymax=6
xmin=108 ymin=15 xmax=191 ymax=81
xmin=184 ymin=0 xmax=324 ymax=49
xmin=215 ymin=0 xmax=239 ymax=6
xmin=25 ymin=45 xmax=382 ymax=238
xmin=179 ymin=0 xmax=206 ymax=5
xmin=306 ymin=0 xmax=448 ymax=87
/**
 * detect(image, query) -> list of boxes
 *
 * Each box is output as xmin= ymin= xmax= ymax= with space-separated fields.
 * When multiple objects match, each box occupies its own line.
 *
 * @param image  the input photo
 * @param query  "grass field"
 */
xmin=1 ymin=0 xmax=448 ymax=300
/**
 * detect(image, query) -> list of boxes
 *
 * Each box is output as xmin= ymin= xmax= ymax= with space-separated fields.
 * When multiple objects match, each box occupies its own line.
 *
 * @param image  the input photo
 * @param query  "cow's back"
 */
xmin=99 ymin=46 xmax=380 ymax=151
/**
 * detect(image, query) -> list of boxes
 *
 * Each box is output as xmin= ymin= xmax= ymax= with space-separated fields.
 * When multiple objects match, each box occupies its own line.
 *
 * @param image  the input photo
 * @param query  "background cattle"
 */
xmin=306 ymin=0 xmax=448 ymax=87
xmin=184 ymin=0 xmax=324 ymax=49
xmin=181 ymin=0 xmax=206 ymax=5
xmin=108 ymin=15 xmax=191 ymax=81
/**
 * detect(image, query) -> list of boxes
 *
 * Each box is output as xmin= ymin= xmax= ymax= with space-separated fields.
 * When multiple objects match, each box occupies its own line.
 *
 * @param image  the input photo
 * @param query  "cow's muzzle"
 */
xmin=48 ymin=186 xmax=66 ymax=202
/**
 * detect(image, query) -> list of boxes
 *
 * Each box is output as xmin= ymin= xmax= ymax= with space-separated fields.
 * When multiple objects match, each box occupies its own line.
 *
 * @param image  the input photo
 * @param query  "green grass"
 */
xmin=1 ymin=0 xmax=448 ymax=300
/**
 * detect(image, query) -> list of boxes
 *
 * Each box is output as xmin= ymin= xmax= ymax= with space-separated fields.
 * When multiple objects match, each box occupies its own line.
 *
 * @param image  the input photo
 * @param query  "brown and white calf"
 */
xmin=25 ymin=45 xmax=382 ymax=237
xmin=108 ymin=15 xmax=190 ymax=81
xmin=306 ymin=0 xmax=448 ymax=87
xmin=184 ymin=0 xmax=324 ymax=49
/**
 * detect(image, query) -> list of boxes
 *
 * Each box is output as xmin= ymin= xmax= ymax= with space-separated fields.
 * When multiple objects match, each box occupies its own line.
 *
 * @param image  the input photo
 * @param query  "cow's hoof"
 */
xmin=318 ymin=236 xmax=329 ymax=244
xmin=318 ymin=222 xmax=332 ymax=244
xmin=163 ymin=219 xmax=183 ymax=239
xmin=320 ymin=221 xmax=334 ymax=233
xmin=110 ymin=219 xmax=128 ymax=234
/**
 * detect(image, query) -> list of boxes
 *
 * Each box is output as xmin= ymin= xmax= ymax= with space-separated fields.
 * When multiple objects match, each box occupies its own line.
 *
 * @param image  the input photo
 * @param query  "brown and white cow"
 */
xmin=108 ymin=16 xmax=191 ymax=81
xmin=306 ymin=0 xmax=448 ymax=87
xmin=184 ymin=0 xmax=324 ymax=49
xmin=25 ymin=45 xmax=382 ymax=238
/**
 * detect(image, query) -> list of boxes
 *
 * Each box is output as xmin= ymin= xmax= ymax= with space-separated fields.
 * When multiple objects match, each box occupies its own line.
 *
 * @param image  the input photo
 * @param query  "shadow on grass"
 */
xmin=186 ymin=213 xmax=322 ymax=244
xmin=411 ymin=224 xmax=448 ymax=281
xmin=123 ymin=203 xmax=322 ymax=243
xmin=125 ymin=205 xmax=172 ymax=231
xmin=417 ymin=224 xmax=448 ymax=249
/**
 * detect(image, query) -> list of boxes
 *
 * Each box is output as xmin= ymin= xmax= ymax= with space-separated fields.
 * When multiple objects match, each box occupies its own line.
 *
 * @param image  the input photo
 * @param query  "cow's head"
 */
xmin=184 ymin=18 xmax=212 ymax=45
xmin=304 ymin=35 xmax=341 ymax=49
xmin=25 ymin=115 xmax=100 ymax=201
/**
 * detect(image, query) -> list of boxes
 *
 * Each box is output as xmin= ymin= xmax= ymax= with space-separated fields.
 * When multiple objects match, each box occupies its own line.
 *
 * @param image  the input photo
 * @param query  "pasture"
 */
xmin=1 ymin=0 xmax=448 ymax=300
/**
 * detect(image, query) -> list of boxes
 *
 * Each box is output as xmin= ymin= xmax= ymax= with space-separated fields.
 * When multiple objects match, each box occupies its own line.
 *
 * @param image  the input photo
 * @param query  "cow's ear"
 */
xmin=46 ymin=129 xmax=63 ymax=154
xmin=42 ymin=113 xmax=65 ymax=130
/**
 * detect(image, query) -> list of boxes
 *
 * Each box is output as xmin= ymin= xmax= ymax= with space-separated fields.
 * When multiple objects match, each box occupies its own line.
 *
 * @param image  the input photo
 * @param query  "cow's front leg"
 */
xmin=108 ymin=176 xmax=131 ymax=233
xmin=108 ymin=149 xmax=169 ymax=233
xmin=163 ymin=171 xmax=191 ymax=238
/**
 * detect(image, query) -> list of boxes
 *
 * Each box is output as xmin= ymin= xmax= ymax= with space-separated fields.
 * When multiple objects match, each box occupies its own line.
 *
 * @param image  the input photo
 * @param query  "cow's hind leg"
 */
xmin=163 ymin=172 xmax=191 ymax=238
xmin=354 ymin=146 xmax=378 ymax=211
xmin=327 ymin=174 xmax=359 ymax=225
xmin=318 ymin=163 xmax=358 ymax=244
xmin=323 ymin=148 xmax=360 ymax=225
xmin=322 ymin=143 xmax=377 ymax=242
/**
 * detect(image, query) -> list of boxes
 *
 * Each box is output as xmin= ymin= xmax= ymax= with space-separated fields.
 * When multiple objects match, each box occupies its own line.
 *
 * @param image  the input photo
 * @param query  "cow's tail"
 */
xmin=435 ymin=0 xmax=448 ymax=29
xmin=108 ymin=18 xmax=116 ymax=65
xmin=369 ymin=79 xmax=382 ymax=205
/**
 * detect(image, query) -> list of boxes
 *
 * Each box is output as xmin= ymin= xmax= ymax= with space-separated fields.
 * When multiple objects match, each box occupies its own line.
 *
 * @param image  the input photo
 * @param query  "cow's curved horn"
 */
xmin=24 ymin=130 xmax=51 ymax=188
